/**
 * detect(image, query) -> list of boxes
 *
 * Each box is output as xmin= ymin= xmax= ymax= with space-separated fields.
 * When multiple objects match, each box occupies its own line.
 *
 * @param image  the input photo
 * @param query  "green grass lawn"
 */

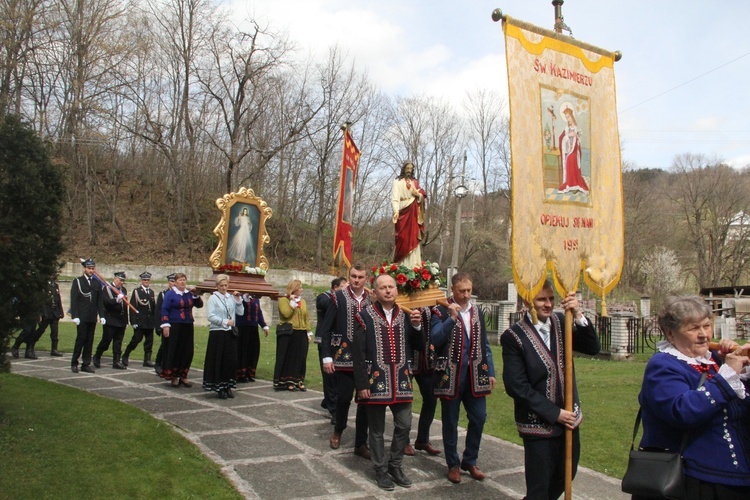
xmin=3 ymin=322 xmax=649 ymax=497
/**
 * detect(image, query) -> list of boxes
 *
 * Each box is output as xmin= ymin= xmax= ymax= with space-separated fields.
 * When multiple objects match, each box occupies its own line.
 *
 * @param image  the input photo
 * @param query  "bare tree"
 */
xmin=668 ymin=153 xmax=750 ymax=288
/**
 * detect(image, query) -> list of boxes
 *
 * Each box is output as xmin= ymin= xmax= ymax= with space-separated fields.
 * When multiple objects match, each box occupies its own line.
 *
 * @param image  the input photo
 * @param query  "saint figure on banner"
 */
xmin=391 ymin=161 xmax=426 ymax=268
xmin=227 ymin=207 xmax=255 ymax=264
xmin=557 ymin=102 xmax=589 ymax=194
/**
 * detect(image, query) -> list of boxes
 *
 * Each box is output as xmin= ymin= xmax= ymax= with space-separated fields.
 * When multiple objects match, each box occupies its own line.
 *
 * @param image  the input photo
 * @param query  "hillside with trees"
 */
xmin=2 ymin=1 xmax=749 ymax=302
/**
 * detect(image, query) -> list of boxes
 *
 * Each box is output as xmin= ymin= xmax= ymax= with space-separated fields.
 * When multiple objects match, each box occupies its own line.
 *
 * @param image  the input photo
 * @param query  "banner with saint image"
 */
xmin=332 ymin=128 xmax=360 ymax=268
xmin=503 ymin=16 xmax=624 ymax=304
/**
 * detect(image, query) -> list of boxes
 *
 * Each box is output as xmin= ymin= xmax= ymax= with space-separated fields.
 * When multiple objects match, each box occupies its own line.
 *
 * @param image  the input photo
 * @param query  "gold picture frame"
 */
xmin=209 ymin=187 xmax=272 ymax=271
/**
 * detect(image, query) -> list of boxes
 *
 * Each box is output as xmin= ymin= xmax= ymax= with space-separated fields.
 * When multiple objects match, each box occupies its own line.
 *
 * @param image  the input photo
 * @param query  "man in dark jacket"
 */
xmin=352 ymin=273 xmax=423 ymax=491
xmin=70 ymin=258 xmax=101 ymax=373
xmin=430 ymin=272 xmax=495 ymax=484
xmin=93 ymin=271 xmax=129 ymax=369
xmin=500 ymin=279 xmax=599 ymax=500
xmin=123 ymin=272 xmax=156 ymax=367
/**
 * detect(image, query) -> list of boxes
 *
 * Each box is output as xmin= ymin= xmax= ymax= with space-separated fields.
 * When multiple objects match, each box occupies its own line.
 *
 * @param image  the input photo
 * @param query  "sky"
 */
xmin=235 ymin=0 xmax=750 ymax=170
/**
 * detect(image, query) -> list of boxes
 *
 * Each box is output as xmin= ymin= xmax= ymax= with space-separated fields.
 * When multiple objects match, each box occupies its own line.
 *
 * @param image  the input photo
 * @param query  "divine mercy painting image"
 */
xmin=540 ymin=86 xmax=591 ymax=205
xmin=226 ymin=203 xmax=259 ymax=266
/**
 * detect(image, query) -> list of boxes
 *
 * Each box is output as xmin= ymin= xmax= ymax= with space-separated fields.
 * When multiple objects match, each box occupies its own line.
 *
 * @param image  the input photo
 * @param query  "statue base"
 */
xmin=395 ymin=286 xmax=446 ymax=309
xmin=195 ymin=272 xmax=279 ymax=300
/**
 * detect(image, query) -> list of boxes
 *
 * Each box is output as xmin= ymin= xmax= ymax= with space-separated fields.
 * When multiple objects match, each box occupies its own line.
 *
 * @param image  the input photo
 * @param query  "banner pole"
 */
xmin=564 ymin=306 xmax=573 ymax=500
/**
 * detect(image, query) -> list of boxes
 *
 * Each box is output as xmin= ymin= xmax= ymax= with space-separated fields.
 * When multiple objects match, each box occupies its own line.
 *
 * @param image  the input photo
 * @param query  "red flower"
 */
xmin=396 ymin=273 xmax=408 ymax=285
xmin=390 ymin=264 xmax=398 ymax=271
xmin=413 ymin=267 xmax=420 ymax=273
xmin=421 ymin=269 xmax=431 ymax=280
xmin=410 ymin=278 xmax=421 ymax=289
xmin=379 ymin=266 xmax=386 ymax=274
xmin=371 ymin=266 xmax=377 ymax=272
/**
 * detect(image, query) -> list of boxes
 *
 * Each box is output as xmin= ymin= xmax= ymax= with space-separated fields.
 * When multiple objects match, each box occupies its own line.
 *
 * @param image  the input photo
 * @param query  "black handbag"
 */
xmin=276 ymin=322 xmax=293 ymax=335
xmin=621 ymin=373 xmax=706 ymax=500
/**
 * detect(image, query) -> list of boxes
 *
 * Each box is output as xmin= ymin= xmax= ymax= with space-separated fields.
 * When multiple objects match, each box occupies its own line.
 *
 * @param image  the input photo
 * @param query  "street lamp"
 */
xmin=448 ymin=153 xmax=469 ymax=285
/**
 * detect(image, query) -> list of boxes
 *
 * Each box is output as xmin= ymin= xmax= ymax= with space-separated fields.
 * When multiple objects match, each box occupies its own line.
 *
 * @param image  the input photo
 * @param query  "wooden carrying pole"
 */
xmin=93 ymin=270 xmax=138 ymax=314
xmin=564 ymin=306 xmax=574 ymax=500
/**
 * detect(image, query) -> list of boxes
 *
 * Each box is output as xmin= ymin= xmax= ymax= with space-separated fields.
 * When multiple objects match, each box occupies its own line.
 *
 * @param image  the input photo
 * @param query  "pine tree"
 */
xmin=0 ymin=115 xmax=65 ymax=371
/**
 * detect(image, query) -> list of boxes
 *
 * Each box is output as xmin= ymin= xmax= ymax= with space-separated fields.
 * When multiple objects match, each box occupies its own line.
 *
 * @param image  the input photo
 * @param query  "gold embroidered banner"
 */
xmin=504 ymin=16 xmax=623 ymax=304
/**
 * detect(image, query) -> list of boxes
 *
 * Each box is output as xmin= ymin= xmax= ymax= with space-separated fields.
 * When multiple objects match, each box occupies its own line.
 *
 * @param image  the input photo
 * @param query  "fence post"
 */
xmin=610 ymin=312 xmax=634 ymax=361
xmin=497 ymin=300 xmax=517 ymax=343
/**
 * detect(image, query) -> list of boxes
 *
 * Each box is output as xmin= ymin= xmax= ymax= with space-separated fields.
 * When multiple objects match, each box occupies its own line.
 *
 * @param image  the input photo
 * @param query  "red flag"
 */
xmin=332 ymin=129 xmax=360 ymax=268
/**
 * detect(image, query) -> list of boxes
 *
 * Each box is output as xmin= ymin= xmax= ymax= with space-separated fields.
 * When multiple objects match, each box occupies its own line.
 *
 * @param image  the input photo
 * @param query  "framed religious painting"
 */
xmin=208 ymin=187 xmax=272 ymax=272
xmin=198 ymin=188 xmax=278 ymax=297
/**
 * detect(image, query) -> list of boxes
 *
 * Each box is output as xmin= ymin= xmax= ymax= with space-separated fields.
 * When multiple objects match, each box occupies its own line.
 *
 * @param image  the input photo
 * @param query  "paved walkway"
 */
xmin=9 ymin=352 xmax=626 ymax=499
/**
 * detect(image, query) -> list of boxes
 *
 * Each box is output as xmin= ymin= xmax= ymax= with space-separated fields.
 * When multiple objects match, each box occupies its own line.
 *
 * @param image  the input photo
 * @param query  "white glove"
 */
xmin=116 ymin=293 xmax=124 ymax=303
xmin=72 ymin=318 xmax=80 ymax=326
xmin=242 ymin=293 xmax=251 ymax=301
xmin=100 ymin=318 xmax=106 ymax=325
xmin=290 ymin=299 xmax=299 ymax=308
xmin=263 ymin=326 xmax=269 ymax=331
xmin=132 ymin=324 xmax=138 ymax=329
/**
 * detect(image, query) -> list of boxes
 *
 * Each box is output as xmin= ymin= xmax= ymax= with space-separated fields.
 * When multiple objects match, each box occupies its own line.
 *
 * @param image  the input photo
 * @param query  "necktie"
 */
xmin=539 ymin=324 xmax=550 ymax=348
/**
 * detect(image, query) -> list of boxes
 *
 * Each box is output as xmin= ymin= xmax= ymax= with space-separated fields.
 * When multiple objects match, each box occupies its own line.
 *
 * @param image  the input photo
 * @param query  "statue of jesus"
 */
xmin=391 ymin=161 xmax=426 ymax=268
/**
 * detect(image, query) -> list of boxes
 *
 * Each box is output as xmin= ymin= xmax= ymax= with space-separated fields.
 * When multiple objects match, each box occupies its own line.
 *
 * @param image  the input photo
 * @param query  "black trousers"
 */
xmin=72 ymin=322 xmax=97 ymax=366
xmin=413 ymin=371 xmax=437 ymax=444
xmin=155 ymin=330 xmax=168 ymax=367
xmin=317 ymin=343 xmax=337 ymax=414
xmin=96 ymin=325 xmax=126 ymax=358
xmin=124 ymin=327 xmax=154 ymax=354
xmin=523 ymin=429 xmax=580 ymax=500
xmin=333 ymin=370 xmax=368 ymax=448
xmin=35 ymin=318 xmax=60 ymax=344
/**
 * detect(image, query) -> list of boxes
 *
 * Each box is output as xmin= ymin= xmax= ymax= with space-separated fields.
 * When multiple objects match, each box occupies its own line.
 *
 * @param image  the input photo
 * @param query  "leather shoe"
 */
xmin=121 ymin=355 xmax=129 ymax=367
xmin=92 ymin=355 xmax=101 ymax=368
xmin=80 ymin=365 xmax=95 ymax=374
xmin=375 ymin=472 xmax=394 ymax=491
xmin=388 ymin=467 xmax=412 ymax=488
xmin=353 ymin=444 xmax=371 ymax=460
xmin=403 ymin=444 xmax=415 ymax=456
xmin=218 ymin=390 xmax=228 ymax=399
xmin=329 ymin=431 xmax=341 ymax=449
xmin=143 ymin=360 xmax=155 ymax=367
xmin=447 ymin=466 xmax=461 ymax=484
xmin=180 ymin=379 xmax=193 ymax=388
xmin=112 ymin=361 xmax=126 ymax=370
xmin=415 ymin=441 xmax=442 ymax=455
xmin=11 ymin=346 xmax=19 ymax=358
xmin=460 ymin=463 xmax=486 ymax=480
xmin=226 ymin=388 xmax=234 ymax=399
xmin=25 ymin=350 xmax=38 ymax=359
xmin=51 ymin=350 xmax=63 ymax=357
xmin=71 ymin=365 xmax=79 ymax=373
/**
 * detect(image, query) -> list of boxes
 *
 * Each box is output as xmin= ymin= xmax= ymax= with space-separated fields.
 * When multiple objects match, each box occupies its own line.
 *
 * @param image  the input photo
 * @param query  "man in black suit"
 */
xmin=70 ymin=258 xmax=101 ymax=373
xmin=314 ymin=276 xmax=346 ymax=424
xmin=122 ymin=271 xmax=156 ymax=367
xmin=36 ymin=275 xmax=65 ymax=356
xmin=500 ymin=279 xmax=600 ymax=500
xmin=94 ymin=271 xmax=129 ymax=370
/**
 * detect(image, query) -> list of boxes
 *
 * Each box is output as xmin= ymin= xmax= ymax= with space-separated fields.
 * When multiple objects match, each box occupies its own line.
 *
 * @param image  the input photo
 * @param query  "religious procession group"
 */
xmin=11 ymin=258 xmax=269 ymax=400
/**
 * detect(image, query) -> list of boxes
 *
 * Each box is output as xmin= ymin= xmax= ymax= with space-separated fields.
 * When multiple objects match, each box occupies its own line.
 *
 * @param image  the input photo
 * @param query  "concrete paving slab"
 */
xmin=8 ymin=351 xmax=629 ymax=499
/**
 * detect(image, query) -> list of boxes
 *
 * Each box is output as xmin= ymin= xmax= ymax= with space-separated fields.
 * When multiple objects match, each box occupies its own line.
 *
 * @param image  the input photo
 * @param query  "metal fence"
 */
xmin=487 ymin=310 xmax=663 ymax=355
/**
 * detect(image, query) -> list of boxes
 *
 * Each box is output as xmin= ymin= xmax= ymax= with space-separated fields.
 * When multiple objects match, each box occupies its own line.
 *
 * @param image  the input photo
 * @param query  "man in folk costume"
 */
xmin=94 ymin=271 xmax=129 ymax=370
xmin=403 ymin=305 xmax=441 ymax=457
xmin=320 ymin=264 xmax=372 ymax=459
xmin=431 ymin=272 xmax=496 ymax=484
xmin=352 ymin=273 xmax=424 ymax=491
xmin=69 ymin=258 xmax=101 ymax=373
xmin=391 ymin=161 xmax=426 ymax=269
xmin=153 ymin=273 xmax=176 ymax=375
xmin=500 ymin=279 xmax=599 ymax=500
xmin=122 ymin=272 xmax=156 ymax=367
